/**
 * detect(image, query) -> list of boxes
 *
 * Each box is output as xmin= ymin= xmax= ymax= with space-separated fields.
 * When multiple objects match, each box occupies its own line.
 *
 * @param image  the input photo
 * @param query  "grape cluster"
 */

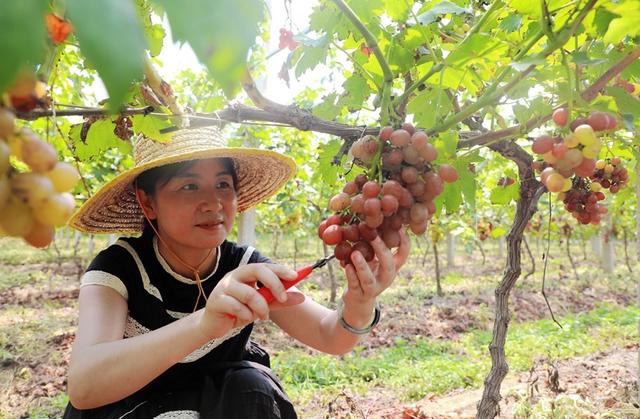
xmin=0 ymin=73 xmax=80 ymax=248
xmin=561 ymin=180 xmax=607 ymax=225
xmin=590 ymin=157 xmax=628 ymax=194
xmin=477 ymin=220 xmax=493 ymax=241
xmin=320 ymin=124 xmax=458 ymax=264
xmin=532 ymin=110 xmax=617 ymax=193
xmin=278 ymin=28 xmax=299 ymax=51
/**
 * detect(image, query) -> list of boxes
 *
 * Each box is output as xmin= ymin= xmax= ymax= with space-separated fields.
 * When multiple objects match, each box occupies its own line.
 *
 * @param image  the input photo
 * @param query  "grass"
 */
xmin=273 ymin=303 xmax=639 ymax=407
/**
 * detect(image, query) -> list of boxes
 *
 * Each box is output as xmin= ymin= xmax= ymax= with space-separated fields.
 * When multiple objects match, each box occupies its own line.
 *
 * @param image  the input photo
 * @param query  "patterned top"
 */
xmin=80 ymin=230 xmax=270 ymax=396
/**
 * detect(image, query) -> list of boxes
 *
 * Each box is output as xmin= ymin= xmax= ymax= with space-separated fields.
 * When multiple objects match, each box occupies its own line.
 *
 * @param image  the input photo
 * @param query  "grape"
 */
xmin=363 ymin=198 xmax=381 ymax=217
xmin=563 ymin=149 xmax=583 ymax=168
xmin=402 ymin=146 xmax=420 ymax=165
xmin=329 ymin=192 xmax=350 ymax=212
xmin=0 ymin=109 xmax=15 ymax=139
xmin=11 ymin=172 xmax=55 ymax=207
xmin=0 ymin=198 xmax=34 ymax=236
xmin=570 ymin=117 xmax=588 ymax=132
xmin=552 ymin=108 xmax=568 ymax=126
xmin=352 ymin=241 xmax=374 ymax=261
xmin=532 ymin=135 xmax=554 ymax=154
xmin=410 ymin=203 xmax=428 ymax=223
xmin=438 ymin=164 xmax=458 ymax=183
xmin=379 ymin=126 xmax=393 ymax=141
xmin=32 ymin=192 xmax=75 ymax=226
xmin=573 ymin=125 xmax=597 ymax=146
xmin=401 ymin=122 xmax=416 ymax=135
xmin=419 ymin=143 xmax=437 ymax=162
xmin=0 ymin=176 xmax=9 ymax=212
xmin=401 ymin=166 xmax=419 ymax=184
xmin=382 ymin=229 xmax=401 ymax=248
xmin=390 ymin=129 xmax=410 ymax=147
xmin=382 ymin=180 xmax=403 ymax=199
xmin=18 ymin=129 xmax=58 ymax=172
xmin=545 ymin=173 xmax=565 ymax=193
xmin=342 ymin=224 xmax=360 ymax=242
xmin=380 ymin=194 xmax=399 ymax=216
xmin=334 ymin=241 xmax=353 ymax=261
xmin=0 ymin=140 xmax=10 ymax=175
xmin=410 ymin=131 xmax=428 ymax=150
xmin=574 ymin=158 xmax=596 ymax=177
xmin=318 ymin=220 xmax=329 ymax=239
xmin=23 ymin=222 xmax=55 ymax=248
xmin=551 ymin=143 xmax=568 ymax=158
xmin=350 ymin=194 xmax=365 ymax=214
xmin=563 ymin=134 xmax=579 ymax=148
xmin=362 ymin=181 xmax=381 ymax=198
xmin=343 ymin=181 xmax=358 ymax=195
xmin=587 ymin=112 xmax=608 ymax=132
xmin=322 ymin=224 xmax=343 ymax=245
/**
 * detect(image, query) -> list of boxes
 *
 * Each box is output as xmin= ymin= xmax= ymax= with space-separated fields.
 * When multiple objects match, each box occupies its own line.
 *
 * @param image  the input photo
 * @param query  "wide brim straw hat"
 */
xmin=69 ymin=126 xmax=296 ymax=234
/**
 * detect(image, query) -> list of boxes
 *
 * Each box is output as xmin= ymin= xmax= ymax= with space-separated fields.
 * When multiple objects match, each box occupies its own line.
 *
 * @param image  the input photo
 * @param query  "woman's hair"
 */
xmin=134 ymin=157 xmax=238 ymax=234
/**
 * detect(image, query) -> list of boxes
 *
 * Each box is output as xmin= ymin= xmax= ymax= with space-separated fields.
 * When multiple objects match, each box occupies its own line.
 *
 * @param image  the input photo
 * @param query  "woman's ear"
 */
xmin=135 ymin=189 xmax=157 ymax=220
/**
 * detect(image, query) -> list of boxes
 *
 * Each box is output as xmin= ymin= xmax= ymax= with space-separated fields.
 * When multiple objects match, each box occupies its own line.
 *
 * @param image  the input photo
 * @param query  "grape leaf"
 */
xmin=154 ymin=0 xmax=263 ymax=98
xmin=0 ymin=1 xmax=47 ymax=91
xmin=382 ymin=0 xmax=411 ymax=22
xmin=317 ymin=139 xmax=342 ymax=186
xmin=489 ymin=182 xmax=519 ymax=204
xmin=67 ymin=0 xmax=147 ymax=110
xmin=131 ymin=115 xmax=174 ymax=142
xmin=295 ymin=41 xmax=330 ymax=78
xmin=499 ymin=14 xmax=522 ymax=32
xmin=415 ymin=1 xmax=471 ymax=26
xmin=312 ymin=93 xmax=341 ymax=121
xmin=70 ymin=120 xmax=132 ymax=160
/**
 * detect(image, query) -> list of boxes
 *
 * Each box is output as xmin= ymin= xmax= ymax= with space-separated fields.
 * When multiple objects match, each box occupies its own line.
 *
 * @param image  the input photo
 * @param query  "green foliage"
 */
xmin=0 ymin=1 xmax=47 ymax=90
xmin=274 ymin=303 xmax=638 ymax=403
xmin=66 ymin=0 xmax=147 ymax=110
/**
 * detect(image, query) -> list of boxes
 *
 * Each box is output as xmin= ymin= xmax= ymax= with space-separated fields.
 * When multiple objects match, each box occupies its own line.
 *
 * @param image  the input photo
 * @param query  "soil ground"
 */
xmin=1 ymin=238 xmax=638 ymax=418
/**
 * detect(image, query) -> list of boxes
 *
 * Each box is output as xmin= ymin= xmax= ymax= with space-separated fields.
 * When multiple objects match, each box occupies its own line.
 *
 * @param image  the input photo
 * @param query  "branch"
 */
xmin=14 ymin=106 xmax=155 ymax=120
xmin=458 ymin=46 xmax=640 ymax=149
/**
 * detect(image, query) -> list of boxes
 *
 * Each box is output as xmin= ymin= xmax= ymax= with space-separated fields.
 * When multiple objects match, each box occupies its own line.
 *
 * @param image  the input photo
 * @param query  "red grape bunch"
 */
xmin=0 ymin=72 xmax=80 ymax=248
xmin=532 ymin=109 xmax=618 ymax=193
xmin=561 ymin=178 xmax=607 ymax=225
xmin=476 ymin=220 xmax=493 ymax=241
xmin=590 ymin=157 xmax=628 ymax=194
xmin=320 ymin=123 xmax=458 ymax=265
xmin=278 ymin=28 xmax=299 ymax=51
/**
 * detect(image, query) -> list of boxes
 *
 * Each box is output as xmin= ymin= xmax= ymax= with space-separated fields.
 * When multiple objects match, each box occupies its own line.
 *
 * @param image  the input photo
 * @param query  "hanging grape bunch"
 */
xmin=319 ymin=123 xmax=458 ymax=265
xmin=531 ymin=109 xmax=626 ymax=225
xmin=0 ymin=71 xmax=80 ymax=247
xmin=476 ymin=220 xmax=493 ymax=241
xmin=278 ymin=28 xmax=299 ymax=51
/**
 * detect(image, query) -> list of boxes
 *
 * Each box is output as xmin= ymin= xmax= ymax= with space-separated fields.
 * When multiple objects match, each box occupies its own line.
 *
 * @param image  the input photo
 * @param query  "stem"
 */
xmin=331 ymin=0 xmax=394 ymax=125
xmin=561 ymin=50 xmax=574 ymax=119
xmin=331 ymin=0 xmax=393 ymax=85
xmin=394 ymin=63 xmax=444 ymax=108
xmin=331 ymin=41 xmax=381 ymax=90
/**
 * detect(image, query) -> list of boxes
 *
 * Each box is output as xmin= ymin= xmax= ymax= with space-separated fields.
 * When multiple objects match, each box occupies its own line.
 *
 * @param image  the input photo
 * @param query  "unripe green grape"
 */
xmin=574 ymin=124 xmax=597 ymax=146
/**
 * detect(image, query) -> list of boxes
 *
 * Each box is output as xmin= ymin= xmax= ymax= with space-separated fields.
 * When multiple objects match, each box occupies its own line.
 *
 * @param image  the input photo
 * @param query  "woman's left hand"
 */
xmin=342 ymin=228 xmax=410 ymax=308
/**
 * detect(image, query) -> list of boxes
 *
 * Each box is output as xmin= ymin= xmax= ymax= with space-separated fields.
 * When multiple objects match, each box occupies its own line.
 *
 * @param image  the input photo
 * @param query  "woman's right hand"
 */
xmin=198 ymin=263 xmax=304 ymax=338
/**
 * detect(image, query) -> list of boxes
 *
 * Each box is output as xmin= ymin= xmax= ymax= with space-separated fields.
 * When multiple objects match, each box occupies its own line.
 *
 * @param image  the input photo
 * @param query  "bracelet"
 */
xmin=338 ymin=303 xmax=381 ymax=335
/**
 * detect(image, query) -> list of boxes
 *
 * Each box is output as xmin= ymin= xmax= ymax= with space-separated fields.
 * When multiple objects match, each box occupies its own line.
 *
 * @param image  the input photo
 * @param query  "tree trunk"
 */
xmin=323 ymin=243 xmax=337 ymax=304
xmin=623 ymin=228 xmax=633 ymax=273
xmin=447 ymin=232 xmax=456 ymax=268
xmin=271 ymin=231 xmax=279 ymax=259
xmin=421 ymin=235 xmax=430 ymax=267
xmin=636 ymin=145 xmax=640 ymax=260
xmin=565 ymin=230 xmax=579 ymax=280
xmin=433 ymin=242 xmax=442 ymax=297
xmin=237 ymin=209 xmax=257 ymax=246
xmin=476 ymin=239 xmax=486 ymax=265
xmin=476 ymin=182 xmax=544 ymax=419
xmin=523 ymin=235 xmax=535 ymax=280
xmin=591 ymin=234 xmax=602 ymax=258
xmin=602 ymin=230 xmax=615 ymax=274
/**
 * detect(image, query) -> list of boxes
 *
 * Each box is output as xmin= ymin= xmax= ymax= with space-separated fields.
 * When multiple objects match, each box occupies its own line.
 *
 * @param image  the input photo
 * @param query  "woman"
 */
xmin=64 ymin=126 xmax=409 ymax=418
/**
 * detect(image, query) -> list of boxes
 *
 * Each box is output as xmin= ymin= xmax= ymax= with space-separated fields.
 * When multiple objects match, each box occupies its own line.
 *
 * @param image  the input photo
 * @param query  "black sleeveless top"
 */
xmin=79 ymin=230 xmax=271 ymax=395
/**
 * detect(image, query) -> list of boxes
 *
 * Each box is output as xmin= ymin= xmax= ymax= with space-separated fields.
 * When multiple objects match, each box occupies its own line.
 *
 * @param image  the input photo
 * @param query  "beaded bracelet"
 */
xmin=338 ymin=303 xmax=381 ymax=335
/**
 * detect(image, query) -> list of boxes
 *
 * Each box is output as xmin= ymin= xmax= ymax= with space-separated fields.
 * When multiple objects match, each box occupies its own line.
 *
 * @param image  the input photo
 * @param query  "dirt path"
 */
xmin=320 ymin=344 xmax=639 ymax=418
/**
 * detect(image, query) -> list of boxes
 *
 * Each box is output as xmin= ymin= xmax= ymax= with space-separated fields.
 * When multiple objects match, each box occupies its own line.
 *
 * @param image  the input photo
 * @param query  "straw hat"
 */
xmin=69 ymin=126 xmax=296 ymax=234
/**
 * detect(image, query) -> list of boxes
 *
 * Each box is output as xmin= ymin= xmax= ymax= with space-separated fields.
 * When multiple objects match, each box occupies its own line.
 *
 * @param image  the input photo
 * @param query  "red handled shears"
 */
xmin=257 ymin=255 xmax=335 ymax=303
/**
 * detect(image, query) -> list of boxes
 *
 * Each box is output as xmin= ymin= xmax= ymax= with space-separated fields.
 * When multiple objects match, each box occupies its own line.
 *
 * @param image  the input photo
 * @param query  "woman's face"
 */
xmin=142 ymin=158 xmax=238 ymax=252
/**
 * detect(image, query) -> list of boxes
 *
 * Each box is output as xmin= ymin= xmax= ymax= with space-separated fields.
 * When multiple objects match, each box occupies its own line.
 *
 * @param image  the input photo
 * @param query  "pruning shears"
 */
xmin=258 ymin=255 xmax=335 ymax=303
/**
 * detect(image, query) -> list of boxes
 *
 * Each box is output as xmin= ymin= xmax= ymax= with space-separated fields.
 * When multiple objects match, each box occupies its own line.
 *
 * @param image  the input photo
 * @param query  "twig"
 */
xmin=541 ymin=193 xmax=563 ymax=328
